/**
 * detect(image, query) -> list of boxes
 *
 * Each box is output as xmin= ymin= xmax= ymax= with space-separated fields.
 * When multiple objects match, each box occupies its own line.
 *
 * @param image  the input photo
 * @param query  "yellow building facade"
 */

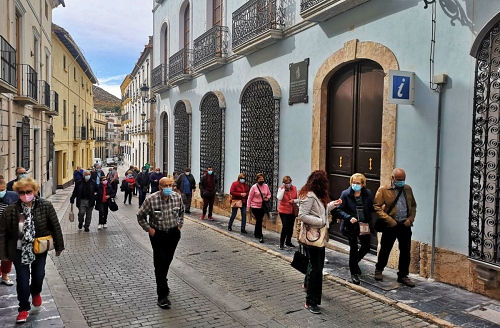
xmin=94 ymin=110 xmax=106 ymax=160
xmin=51 ymin=24 xmax=97 ymax=188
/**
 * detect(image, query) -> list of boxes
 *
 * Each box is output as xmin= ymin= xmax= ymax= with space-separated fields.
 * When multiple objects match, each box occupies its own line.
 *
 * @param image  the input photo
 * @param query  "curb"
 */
xmin=185 ymin=215 xmax=458 ymax=328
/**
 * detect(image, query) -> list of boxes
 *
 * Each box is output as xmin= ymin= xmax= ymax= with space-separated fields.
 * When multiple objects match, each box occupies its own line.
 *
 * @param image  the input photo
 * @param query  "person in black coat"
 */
xmin=95 ymin=176 xmax=116 ymax=230
xmin=70 ymin=170 xmax=97 ymax=232
xmin=335 ymin=173 xmax=374 ymax=285
xmin=136 ymin=166 xmax=150 ymax=207
xmin=175 ymin=168 xmax=196 ymax=213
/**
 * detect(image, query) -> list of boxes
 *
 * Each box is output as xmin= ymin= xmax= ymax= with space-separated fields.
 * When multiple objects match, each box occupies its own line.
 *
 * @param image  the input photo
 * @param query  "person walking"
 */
xmin=7 ymin=167 xmax=27 ymax=191
xmin=136 ymin=166 xmax=150 ymax=207
xmin=96 ymin=176 xmax=116 ymax=230
xmin=277 ymin=176 xmax=298 ymax=249
xmin=228 ymin=173 xmax=250 ymax=233
xmin=335 ymin=173 xmax=374 ymax=285
xmin=108 ymin=166 xmax=119 ymax=195
xmin=137 ymin=176 xmax=184 ymax=309
xmin=175 ymin=168 xmax=196 ymax=213
xmin=73 ymin=166 xmax=84 ymax=183
xmin=149 ymin=168 xmax=164 ymax=193
xmin=70 ymin=170 xmax=97 ymax=232
xmin=199 ymin=166 xmax=218 ymax=221
xmin=91 ymin=165 xmax=104 ymax=187
xmin=0 ymin=177 xmax=64 ymax=323
xmin=0 ymin=175 xmax=19 ymax=286
xmin=132 ymin=167 xmax=140 ymax=196
xmin=122 ymin=170 xmax=135 ymax=205
xmin=373 ymin=168 xmax=417 ymax=287
xmin=298 ymin=170 xmax=341 ymax=314
xmin=248 ymin=173 xmax=271 ymax=243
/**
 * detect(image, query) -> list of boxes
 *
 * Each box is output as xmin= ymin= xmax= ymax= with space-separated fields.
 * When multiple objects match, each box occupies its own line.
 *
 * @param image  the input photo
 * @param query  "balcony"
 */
xmin=168 ymin=48 xmax=192 ymax=86
xmin=232 ymin=0 xmax=284 ymax=56
xmin=151 ymin=64 xmax=170 ymax=93
xmin=47 ymin=90 xmax=59 ymax=116
xmin=0 ymin=35 xmax=17 ymax=94
xmin=81 ymin=126 xmax=87 ymax=140
xmin=73 ymin=126 xmax=81 ymax=141
xmin=300 ymin=0 xmax=371 ymax=22
xmin=14 ymin=64 xmax=38 ymax=106
xmin=193 ymin=25 xmax=229 ymax=74
xmin=33 ymin=80 xmax=51 ymax=111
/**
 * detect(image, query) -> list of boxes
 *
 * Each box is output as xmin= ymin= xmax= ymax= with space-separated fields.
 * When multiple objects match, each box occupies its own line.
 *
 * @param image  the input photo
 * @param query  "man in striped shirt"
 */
xmin=137 ymin=176 xmax=184 ymax=309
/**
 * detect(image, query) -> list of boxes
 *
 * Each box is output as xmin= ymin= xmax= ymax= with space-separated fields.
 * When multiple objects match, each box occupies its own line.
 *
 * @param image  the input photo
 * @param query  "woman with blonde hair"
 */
xmin=335 ymin=173 xmax=374 ymax=285
xmin=0 ymin=175 xmax=19 ymax=286
xmin=0 ymin=178 xmax=64 ymax=323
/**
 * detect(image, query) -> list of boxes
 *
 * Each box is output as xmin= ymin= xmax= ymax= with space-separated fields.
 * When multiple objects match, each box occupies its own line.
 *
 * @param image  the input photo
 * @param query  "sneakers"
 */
xmin=397 ymin=276 xmax=415 ymax=288
xmin=351 ymin=274 xmax=360 ymax=285
xmin=374 ymin=269 xmax=383 ymax=281
xmin=200 ymin=215 xmax=205 ymax=220
xmin=227 ymin=226 xmax=232 ymax=231
xmin=259 ymin=237 xmax=264 ymax=243
xmin=103 ymin=224 xmax=107 ymax=229
xmin=16 ymin=311 xmax=29 ymax=323
xmin=1 ymin=278 xmax=13 ymax=286
xmin=32 ymin=294 xmax=42 ymax=307
xmin=208 ymin=216 xmax=214 ymax=221
xmin=78 ymin=222 xmax=83 ymax=229
xmin=157 ymin=297 xmax=171 ymax=309
xmin=305 ymin=303 xmax=321 ymax=314
xmin=97 ymin=224 xmax=102 ymax=230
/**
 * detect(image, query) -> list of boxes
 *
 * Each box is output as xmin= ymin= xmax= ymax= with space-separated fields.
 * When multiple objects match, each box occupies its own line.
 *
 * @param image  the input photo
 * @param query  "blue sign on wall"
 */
xmin=388 ymin=70 xmax=415 ymax=105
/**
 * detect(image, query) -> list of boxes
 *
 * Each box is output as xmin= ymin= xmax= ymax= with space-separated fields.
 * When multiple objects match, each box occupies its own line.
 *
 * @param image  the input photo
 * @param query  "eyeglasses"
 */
xmin=18 ymin=190 xmax=33 ymax=195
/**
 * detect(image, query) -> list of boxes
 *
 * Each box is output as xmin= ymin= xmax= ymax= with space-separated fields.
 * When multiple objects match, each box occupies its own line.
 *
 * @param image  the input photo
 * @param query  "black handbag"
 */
xmin=256 ymin=185 xmax=272 ymax=213
xmin=291 ymin=244 xmax=309 ymax=274
xmin=108 ymin=198 xmax=118 ymax=212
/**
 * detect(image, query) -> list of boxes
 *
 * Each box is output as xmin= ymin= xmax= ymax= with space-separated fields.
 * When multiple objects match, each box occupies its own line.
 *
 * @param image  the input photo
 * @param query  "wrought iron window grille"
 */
xmin=18 ymin=64 xmax=37 ymax=100
xmin=300 ymin=0 xmax=327 ymax=12
xmin=21 ymin=116 xmax=30 ymax=170
xmin=174 ymin=102 xmax=191 ymax=174
xmin=232 ymin=0 xmax=285 ymax=49
xmin=0 ymin=35 xmax=17 ymax=88
xmin=39 ymin=80 xmax=50 ymax=107
xmin=193 ymin=25 xmax=229 ymax=68
xmin=169 ymin=48 xmax=193 ymax=80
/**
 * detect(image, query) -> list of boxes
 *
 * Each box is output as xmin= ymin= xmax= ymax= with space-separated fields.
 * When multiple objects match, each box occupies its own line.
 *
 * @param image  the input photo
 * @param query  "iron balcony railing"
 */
xmin=301 ymin=0 xmax=326 ymax=12
xmin=18 ymin=64 xmax=37 ymax=100
xmin=38 ymin=80 xmax=50 ymax=108
xmin=151 ymin=64 xmax=168 ymax=88
xmin=73 ymin=126 xmax=81 ymax=140
xmin=193 ymin=25 xmax=229 ymax=68
xmin=121 ymin=112 xmax=129 ymax=121
xmin=169 ymin=48 xmax=193 ymax=80
xmin=0 ymin=35 xmax=17 ymax=89
xmin=232 ymin=0 xmax=285 ymax=49
xmin=81 ymin=126 xmax=87 ymax=140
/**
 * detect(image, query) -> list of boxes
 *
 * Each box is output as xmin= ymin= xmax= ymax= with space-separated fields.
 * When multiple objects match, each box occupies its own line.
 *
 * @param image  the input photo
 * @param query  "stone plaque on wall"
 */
xmin=289 ymin=58 xmax=309 ymax=105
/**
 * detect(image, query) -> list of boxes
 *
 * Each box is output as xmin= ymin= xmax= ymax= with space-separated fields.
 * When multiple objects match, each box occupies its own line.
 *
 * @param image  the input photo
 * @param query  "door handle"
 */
xmin=339 ymin=156 xmax=343 ymax=168
xmin=369 ymin=158 xmax=373 ymax=171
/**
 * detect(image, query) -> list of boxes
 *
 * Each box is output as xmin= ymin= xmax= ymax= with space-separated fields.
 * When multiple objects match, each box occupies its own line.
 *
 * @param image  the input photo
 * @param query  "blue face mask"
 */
xmin=351 ymin=184 xmax=362 ymax=192
xmin=128 ymin=174 xmax=133 ymax=178
xmin=84 ymin=175 xmax=91 ymax=181
xmin=162 ymin=187 xmax=173 ymax=196
xmin=97 ymin=168 xmax=101 ymax=172
xmin=208 ymin=170 xmax=213 ymax=175
xmin=394 ymin=180 xmax=405 ymax=188
xmin=0 ymin=190 xmax=6 ymax=198
xmin=240 ymin=179 xmax=245 ymax=183
xmin=19 ymin=173 xmax=27 ymax=179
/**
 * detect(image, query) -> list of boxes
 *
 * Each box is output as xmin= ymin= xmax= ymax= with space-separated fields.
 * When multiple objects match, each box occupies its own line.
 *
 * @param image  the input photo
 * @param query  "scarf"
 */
xmin=20 ymin=202 xmax=36 ymax=265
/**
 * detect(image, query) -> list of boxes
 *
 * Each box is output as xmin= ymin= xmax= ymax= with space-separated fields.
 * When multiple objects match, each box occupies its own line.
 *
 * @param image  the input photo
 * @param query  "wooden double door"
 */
xmin=327 ymin=60 xmax=383 ymax=248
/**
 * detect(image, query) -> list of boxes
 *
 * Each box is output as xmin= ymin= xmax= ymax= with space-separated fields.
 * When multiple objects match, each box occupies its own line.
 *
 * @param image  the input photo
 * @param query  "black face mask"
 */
xmin=258 ymin=181 xmax=265 ymax=185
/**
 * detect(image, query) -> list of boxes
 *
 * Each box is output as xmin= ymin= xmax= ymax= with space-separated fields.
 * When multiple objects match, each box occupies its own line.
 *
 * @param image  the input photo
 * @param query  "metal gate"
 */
xmin=200 ymin=93 xmax=225 ymax=193
xmin=174 ymin=101 xmax=190 ymax=175
xmin=240 ymin=80 xmax=280 ymax=209
xmin=469 ymin=20 xmax=500 ymax=266
xmin=162 ymin=114 xmax=168 ymax=174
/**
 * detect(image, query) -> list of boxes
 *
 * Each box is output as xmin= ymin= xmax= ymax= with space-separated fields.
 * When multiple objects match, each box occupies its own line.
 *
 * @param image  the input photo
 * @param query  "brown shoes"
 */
xmin=374 ymin=270 xmax=383 ymax=281
xmin=397 ymin=276 xmax=415 ymax=287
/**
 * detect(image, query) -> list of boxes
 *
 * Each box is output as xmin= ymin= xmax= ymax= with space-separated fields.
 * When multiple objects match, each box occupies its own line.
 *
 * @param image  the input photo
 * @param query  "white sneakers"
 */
xmin=103 ymin=224 xmax=107 ymax=229
xmin=97 ymin=224 xmax=108 ymax=230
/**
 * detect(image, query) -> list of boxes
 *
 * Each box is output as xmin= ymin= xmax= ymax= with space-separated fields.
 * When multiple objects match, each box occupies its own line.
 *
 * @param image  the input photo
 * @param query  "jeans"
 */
xmin=202 ymin=196 xmax=215 ymax=216
xmin=13 ymin=250 xmax=48 ymax=311
xmin=182 ymin=193 xmax=192 ymax=212
xmin=228 ymin=206 xmax=247 ymax=230
xmin=305 ymin=245 xmax=325 ymax=306
xmin=123 ymin=190 xmax=133 ymax=204
xmin=375 ymin=224 xmax=412 ymax=278
xmin=98 ymin=202 xmax=109 ymax=224
xmin=279 ymin=213 xmax=295 ymax=246
xmin=138 ymin=187 xmax=147 ymax=207
xmin=348 ymin=233 xmax=371 ymax=274
xmin=149 ymin=228 xmax=181 ymax=301
xmin=251 ymin=207 xmax=265 ymax=238
xmin=78 ymin=199 xmax=93 ymax=228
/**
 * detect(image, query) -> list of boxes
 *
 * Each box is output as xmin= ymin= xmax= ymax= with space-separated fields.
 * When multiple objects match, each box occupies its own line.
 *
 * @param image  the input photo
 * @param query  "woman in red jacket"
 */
xmin=277 ymin=175 xmax=298 ymax=249
xmin=122 ymin=170 xmax=135 ymax=205
xmin=227 ymin=173 xmax=250 ymax=233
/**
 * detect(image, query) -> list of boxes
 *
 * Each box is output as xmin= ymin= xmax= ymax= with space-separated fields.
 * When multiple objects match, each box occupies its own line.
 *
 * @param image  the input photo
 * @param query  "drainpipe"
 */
xmin=430 ymin=74 xmax=447 ymax=279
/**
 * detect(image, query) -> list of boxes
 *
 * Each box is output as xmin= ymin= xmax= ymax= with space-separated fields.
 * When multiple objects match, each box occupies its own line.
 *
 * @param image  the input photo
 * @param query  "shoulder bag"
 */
xmin=108 ymin=198 xmax=119 ymax=212
xmin=372 ymin=188 xmax=404 ymax=233
xmin=298 ymin=198 xmax=329 ymax=247
xmin=256 ymin=185 xmax=272 ymax=214
xmin=34 ymin=235 xmax=54 ymax=254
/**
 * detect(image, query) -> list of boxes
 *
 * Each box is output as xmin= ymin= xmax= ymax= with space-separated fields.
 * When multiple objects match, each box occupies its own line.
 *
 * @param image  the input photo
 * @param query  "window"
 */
xmin=21 ymin=116 xmax=30 ymax=170
xmin=213 ymin=0 xmax=222 ymax=26
xmin=73 ymin=67 xmax=76 ymax=80
xmin=63 ymin=55 xmax=66 ymax=70
xmin=163 ymin=26 xmax=168 ymax=65
xmin=63 ymin=100 xmax=67 ymax=127
xmin=45 ymin=1 xmax=49 ymax=19
xmin=184 ymin=4 xmax=190 ymax=49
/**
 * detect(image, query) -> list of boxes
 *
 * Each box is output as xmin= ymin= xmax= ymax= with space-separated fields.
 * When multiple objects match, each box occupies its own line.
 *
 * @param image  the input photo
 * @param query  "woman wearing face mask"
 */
xmin=0 ymin=178 xmax=64 ymax=323
xmin=122 ymin=170 xmax=135 ymax=205
xmin=335 ymin=173 xmax=374 ymax=285
xmin=0 ymin=175 xmax=19 ymax=286
xmin=228 ymin=173 xmax=250 ymax=233
xmin=247 ymin=173 xmax=271 ymax=243
xmin=277 ymin=176 xmax=298 ymax=249
xmin=96 ymin=176 xmax=116 ymax=230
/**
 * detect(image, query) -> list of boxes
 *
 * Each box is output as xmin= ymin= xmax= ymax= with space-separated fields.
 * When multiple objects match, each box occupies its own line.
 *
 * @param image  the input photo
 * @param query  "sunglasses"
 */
xmin=18 ymin=190 xmax=33 ymax=195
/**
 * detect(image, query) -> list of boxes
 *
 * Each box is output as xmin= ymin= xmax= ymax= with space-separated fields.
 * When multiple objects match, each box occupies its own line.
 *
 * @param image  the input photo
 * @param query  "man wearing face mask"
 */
xmin=91 ymin=165 xmax=104 ymax=186
xmin=70 ymin=170 xmax=97 ymax=232
xmin=137 ymin=176 xmax=184 ymax=309
xmin=7 ymin=167 xmax=28 ymax=191
xmin=175 ymin=168 xmax=196 ymax=214
xmin=149 ymin=168 xmax=164 ymax=194
xmin=373 ymin=168 xmax=417 ymax=287
xmin=199 ymin=166 xmax=218 ymax=220
xmin=136 ymin=166 xmax=151 ymax=207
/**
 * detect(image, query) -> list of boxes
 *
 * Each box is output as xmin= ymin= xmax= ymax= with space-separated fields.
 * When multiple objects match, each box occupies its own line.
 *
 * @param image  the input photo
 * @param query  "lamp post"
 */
xmin=140 ymin=83 xmax=156 ymax=103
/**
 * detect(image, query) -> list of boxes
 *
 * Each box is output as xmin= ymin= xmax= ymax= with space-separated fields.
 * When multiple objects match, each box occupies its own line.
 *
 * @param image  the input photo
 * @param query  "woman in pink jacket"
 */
xmin=248 ymin=173 xmax=271 ymax=243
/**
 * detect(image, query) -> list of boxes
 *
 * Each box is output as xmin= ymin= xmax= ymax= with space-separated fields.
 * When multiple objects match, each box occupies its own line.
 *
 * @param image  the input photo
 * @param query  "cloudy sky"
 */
xmin=53 ymin=0 xmax=153 ymax=98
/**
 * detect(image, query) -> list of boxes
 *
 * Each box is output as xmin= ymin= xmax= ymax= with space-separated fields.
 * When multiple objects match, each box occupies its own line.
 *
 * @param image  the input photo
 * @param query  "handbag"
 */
xmin=359 ymin=222 xmax=370 ymax=235
xmin=292 ymin=203 xmax=299 ymax=217
xmin=291 ymin=244 xmax=309 ymax=274
xmin=298 ymin=222 xmax=329 ymax=248
xmin=33 ymin=235 xmax=54 ymax=254
xmin=256 ymin=185 xmax=272 ymax=213
xmin=372 ymin=188 xmax=404 ymax=233
xmin=108 ymin=198 xmax=118 ymax=212
xmin=231 ymin=199 xmax=243 ymax=208
xmin=68 ymin=204 xmax=75 ymax=222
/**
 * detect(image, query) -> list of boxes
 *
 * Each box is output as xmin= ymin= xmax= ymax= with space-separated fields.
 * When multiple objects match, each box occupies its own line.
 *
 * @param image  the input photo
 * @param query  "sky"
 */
xmin=53 ymin=0 xmax=154 ymax=98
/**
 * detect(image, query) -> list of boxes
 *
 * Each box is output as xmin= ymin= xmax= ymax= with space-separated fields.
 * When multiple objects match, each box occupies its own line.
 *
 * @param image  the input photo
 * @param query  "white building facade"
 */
xmin=151 ymin=0 xmax=500 ymax=299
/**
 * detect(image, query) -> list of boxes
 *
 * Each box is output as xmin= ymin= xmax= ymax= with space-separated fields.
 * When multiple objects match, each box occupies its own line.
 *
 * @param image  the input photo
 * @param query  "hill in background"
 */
xmin=93 ymin=85 xmax=121 ymax=113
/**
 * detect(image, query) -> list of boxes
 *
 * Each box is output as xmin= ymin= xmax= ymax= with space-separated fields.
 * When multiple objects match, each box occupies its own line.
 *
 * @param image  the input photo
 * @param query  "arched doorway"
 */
xmin=174 ymin=100 xmax=192 ymax=174
xmin=162 ymin=113 xmax=168 ymax=174
xmin=327 ymin=60 xmax=384 ymax=248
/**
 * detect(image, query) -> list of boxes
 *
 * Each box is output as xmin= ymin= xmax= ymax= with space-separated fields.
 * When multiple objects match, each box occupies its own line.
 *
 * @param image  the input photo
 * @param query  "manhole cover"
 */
xmin=466 ymin=302 xmax=500 ymax=325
